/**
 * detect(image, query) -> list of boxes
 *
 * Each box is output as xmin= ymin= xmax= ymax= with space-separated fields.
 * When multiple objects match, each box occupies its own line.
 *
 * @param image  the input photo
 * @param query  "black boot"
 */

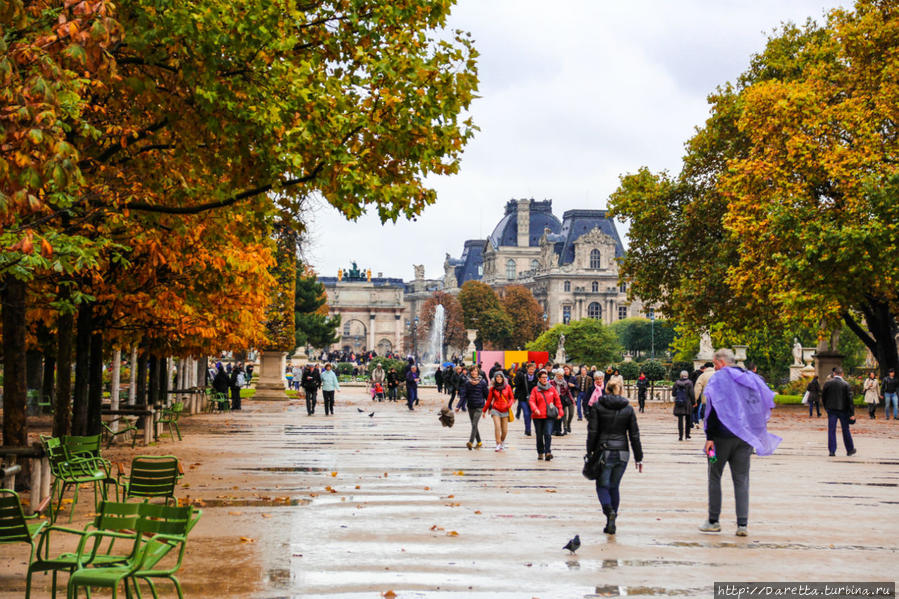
xmin=602 ymin=505 xmax=617 ymax=534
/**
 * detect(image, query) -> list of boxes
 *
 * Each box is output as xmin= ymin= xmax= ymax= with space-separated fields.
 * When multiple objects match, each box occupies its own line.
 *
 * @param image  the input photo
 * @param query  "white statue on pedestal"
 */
xmin=792 ymin=338 xmax=803 ymax=366
xmin=698 ymin=332 xmax=714 ymax=359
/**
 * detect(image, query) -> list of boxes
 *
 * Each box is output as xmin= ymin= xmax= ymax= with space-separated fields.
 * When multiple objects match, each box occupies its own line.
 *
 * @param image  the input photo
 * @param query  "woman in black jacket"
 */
xmin=455 ymin=366 xmax=488 ymax=449
xmin=806 ymin=375 xmax=821 ymax=418
xmin=586 ymin=380 xmax=643 ymax=535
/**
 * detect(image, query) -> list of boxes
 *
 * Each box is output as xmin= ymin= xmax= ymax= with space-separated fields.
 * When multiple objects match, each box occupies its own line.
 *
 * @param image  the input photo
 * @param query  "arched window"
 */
xmin=506 ymin=259 xmax=516 ymax=280
xmin=564 ymin=280 xmax=571 ymax=292
xmin=619 ymin=282 xmax=627 ymax=293
xmin=343 ymin=322 xmax=351 ymax=335
xmin=590 ymin=249 xmax=601 ymax=269
xmin=591 ymin=281 xmax=599 ymax=293
xmin=530 ymin=259 xmax=539 ymax=271
xmin=588 ymin=302 xmax=602 ymax=320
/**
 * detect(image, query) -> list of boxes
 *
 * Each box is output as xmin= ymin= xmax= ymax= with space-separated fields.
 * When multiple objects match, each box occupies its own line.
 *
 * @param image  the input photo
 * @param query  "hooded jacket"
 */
xmin=671 ymin=378 xmax=694 ymax=416
xmin=457 ymin=376 xmax=488 ymax=410
xmin=485 ymin=378 xmax=515 ymax=412
xmin=586 ymin=393 xmax=643 ymax=462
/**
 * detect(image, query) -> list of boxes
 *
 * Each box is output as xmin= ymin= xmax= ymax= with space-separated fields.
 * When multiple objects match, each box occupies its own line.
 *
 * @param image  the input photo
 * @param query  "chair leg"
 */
xmin=169 ymin=576 xmax=183 ymax=599
xmin=174 ymin=422 xmax=181 ymax=441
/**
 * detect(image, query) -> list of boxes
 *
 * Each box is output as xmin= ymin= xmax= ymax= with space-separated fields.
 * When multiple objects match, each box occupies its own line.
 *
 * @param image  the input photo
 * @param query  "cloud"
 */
xmin=306 ymin=0 xmax=849 ymax=279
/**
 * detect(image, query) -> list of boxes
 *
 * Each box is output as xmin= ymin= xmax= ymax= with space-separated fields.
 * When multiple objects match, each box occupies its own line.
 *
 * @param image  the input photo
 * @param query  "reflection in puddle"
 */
xmin=590 ymin=585 xmax=698 ymax=596
xmin=190 ymin=497 xmax=311 ymax=507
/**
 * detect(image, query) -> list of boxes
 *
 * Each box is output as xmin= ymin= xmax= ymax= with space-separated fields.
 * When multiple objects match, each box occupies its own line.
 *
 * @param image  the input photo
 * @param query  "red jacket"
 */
xmin=529 ymin=385 xmax=563 ymax=419
xmin=484 ymin=385 xmax=515 ymax=413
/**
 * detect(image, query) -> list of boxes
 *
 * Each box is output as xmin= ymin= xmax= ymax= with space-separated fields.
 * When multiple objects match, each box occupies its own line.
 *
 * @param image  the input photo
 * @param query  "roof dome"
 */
xmin=488 ymin=199 xmax=562 ymax=248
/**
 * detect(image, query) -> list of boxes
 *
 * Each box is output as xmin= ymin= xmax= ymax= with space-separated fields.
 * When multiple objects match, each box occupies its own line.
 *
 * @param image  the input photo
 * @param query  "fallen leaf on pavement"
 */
xmin=228 ymin=511 xmax=242 ymax=516
xmin=382 ymin=592 xmax=397 ymax=599
xmin=446 ymin=531 xmax=459 ymax=537
xmin=240 ymin=537 xmax=255 ymax=543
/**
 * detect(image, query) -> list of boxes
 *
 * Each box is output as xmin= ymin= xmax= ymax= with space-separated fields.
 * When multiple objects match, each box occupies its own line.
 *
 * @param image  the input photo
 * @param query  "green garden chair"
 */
xmin=66 ymin=503 xmax=200 ymax=599
xmin=158 ymin=402 xmax=184 ymax=441
xmin=0 ymin=489 xmax=49 ymax=570
xmin=42 ymin=436 xmax=115 ymax=523
xmin=118 ymin=456 xmax=182 ymax=505
xmin=62 ymin=435 xmax=104 ymax=460
xmin=211 ymin=392 xmax=230 ymax=412
xmin=26 ymin=501 xmax=141 ymax=599
xmin=102 ymin=417 xmax=138 ymax=449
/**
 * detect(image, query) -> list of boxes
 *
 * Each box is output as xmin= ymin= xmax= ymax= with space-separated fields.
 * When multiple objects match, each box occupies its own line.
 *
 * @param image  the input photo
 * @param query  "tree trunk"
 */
xmin=128 ymin=345 xmax=137 ymax=406
xmin=71 ymin=303 xmax=93 ymax=436
xmin=1 ymin=276 xmax=28 ymax=447
xmin=160 ymin=356 xmax=170 ymax=406
xmin=148 ymin=355 xmax=158 ymax=406
xmin=843 ymin=296 xmax=899 ymax=378
xmin=137 ymin=351 xmax=148 ymax=405
xmin=39 ymin=323 xmax=56 ymax=406
xmin=86 ymin=330 xmax=104 ymax=436
xmin=54 ymin=309 xmax=74 ymax=437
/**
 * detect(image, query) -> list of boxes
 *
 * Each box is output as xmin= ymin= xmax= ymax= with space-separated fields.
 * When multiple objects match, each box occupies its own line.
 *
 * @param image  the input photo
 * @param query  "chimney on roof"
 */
xmin=517 ymin=198 xmax=530 ymax=247
xmin=377 ymin=272 xmax=383 ymax=278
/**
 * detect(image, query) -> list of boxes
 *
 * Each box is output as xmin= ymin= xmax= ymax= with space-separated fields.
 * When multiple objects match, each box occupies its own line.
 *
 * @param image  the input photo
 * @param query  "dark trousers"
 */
xmin=827 ymin=410 xmax=855 ymax=455
xmin=596 ymin=449 xmax=629 ymax=511
xmin=305 ymin=390 xmax=317 ymax=415
xmin=534 ymin=418 xmax=553 ymax=455
xmin=677 ymin=414 xmax=691 ymax=439
xmin=407 ymin=385 xmax=417 ymax=409
xmin=692 ymin=402 xmax=701 ymax=425
xmin=388 ymin=386 xmax=397 ymax=401
xmin=468 ymin=409 xmax=482 ymax=444
xmin=517 ymin=400 xmax=532 ymax=434
xmin=638 ymin=393 xmax=646 ymax=413
xmin=808 ymin=399 xmax=821 ymax=417
xmin=230 ymin=386 xmax=241 ymax=410
xmin=447 ymin=389 xmax=457 ymax=409
xmin=708 ymin=436 xmax=751 ymax=526
xmin=576 ymin=391 xmax=588 ymax=419
xmin=323 ymin=390 xmax=335 ymax=415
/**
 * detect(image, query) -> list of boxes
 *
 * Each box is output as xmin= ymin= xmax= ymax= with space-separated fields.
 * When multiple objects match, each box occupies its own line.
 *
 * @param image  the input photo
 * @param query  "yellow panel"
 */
xmin=505 ymin=351 xmax=528 ymax=369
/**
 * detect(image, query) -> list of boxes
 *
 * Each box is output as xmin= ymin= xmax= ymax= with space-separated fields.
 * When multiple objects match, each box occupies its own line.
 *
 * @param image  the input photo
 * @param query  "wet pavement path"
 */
xmin=4 ymin=387 xmax=898 ymax=598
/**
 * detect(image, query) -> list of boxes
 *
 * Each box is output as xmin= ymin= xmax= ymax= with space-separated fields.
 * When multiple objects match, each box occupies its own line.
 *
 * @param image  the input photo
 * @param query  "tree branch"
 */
xmin=82 ymin=118 xmax=170 ymax=169
xmin=841 ymin=309 xmax=877 ymax=354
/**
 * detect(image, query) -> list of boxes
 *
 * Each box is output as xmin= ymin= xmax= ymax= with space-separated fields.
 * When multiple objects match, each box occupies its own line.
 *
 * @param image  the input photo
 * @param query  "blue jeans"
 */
xmin=576 ymin=391 xmax=588 ymax=419
xmin=595 ymin=449 xmax=629 ymax=512
xmin=827 ymin=410 xmax=855 ymax=455
xmin=517 ymin=400 xmax=532 ymax=434
xmin=534 ymin=418 xmax=553 ymax=455
xmin=406 ymin=385 xmax=417 ymax=409
xmin=884 ymin=393 xmax=898 ymax=419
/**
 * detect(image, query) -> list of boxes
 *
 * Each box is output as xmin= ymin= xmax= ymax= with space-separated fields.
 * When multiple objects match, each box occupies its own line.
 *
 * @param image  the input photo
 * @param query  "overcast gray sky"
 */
xmin=304 ymin=0 xmax=848 ymax=281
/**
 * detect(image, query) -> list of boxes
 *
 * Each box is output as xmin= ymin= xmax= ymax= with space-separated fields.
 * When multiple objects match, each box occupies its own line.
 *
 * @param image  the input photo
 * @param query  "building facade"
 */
xmin=320 ymin=199 xmax=642 ymax=354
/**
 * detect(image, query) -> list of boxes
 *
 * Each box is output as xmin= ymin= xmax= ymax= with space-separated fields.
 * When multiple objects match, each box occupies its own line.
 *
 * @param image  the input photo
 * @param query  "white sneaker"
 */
xmin=495 ymin=444 xmax=502 ymax=452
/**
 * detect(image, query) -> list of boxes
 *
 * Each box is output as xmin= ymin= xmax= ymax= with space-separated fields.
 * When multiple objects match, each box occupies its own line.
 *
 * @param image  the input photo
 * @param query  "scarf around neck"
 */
xmin=537 ymin=380 xmax=552 ymax=391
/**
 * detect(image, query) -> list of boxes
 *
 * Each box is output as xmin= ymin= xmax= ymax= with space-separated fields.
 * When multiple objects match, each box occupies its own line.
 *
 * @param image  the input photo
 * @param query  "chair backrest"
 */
xmin=41 ymin=436 xmax=68 ymax=473
xmin=94 ymin=501 xmax=142 ymax=532
xmin=126 ymin=456 xmax=180 ymax=500
xmin=0 ymin=490 xmax=32 ymax=545
xmin=63 ymin=435 xmax=102 ymax=459
xmin=136 ymin=504 xmax=198 ymax=570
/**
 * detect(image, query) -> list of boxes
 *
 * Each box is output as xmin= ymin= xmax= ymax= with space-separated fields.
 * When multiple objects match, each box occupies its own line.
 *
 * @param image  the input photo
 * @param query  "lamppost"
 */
xmin=412 ymin=317 xmax=419 ymax=362
xmin=649 ymin=309 xmax=655 ymax=359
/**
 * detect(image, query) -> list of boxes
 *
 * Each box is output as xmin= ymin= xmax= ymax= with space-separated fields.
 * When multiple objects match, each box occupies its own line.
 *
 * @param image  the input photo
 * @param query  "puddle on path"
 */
xmin=823 ymin=481 xmax=898 ymax=487
xmin=589 ymin=585 xmax=699 ymax=596
xmin=659 ymin=541 xmax=894 ymax=552
xmin=190 ymin=497 xmax=311 ymax=508
xmin=241 ymin=466 xmax=327 ymax=473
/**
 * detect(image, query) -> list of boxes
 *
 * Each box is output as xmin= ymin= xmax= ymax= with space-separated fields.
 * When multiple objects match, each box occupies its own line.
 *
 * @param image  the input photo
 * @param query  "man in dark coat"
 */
xmin=514 ymin=362 xmax=538 ymax=436
xmin=822 ymin=366 xmax=856 ymax=456
xmin=301 ymin=365 xmax=319 ymax=415
xmin=435 ymin=367 xmax=444 ymax=393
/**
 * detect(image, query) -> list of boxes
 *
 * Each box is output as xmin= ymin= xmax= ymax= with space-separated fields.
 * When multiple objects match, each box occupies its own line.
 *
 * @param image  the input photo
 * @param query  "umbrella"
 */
xmin=442 ymin=361 xmax=454 ymax=368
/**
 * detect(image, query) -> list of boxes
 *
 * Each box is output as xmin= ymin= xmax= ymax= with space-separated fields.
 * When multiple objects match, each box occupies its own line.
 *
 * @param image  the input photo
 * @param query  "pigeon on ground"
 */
xmin=357 ymin=408 xmax=364 ymax=413
xmin=368 ymin=412 xmax=375 ymax=418
xmin=563 ymin=535 xmax=580 ymax=554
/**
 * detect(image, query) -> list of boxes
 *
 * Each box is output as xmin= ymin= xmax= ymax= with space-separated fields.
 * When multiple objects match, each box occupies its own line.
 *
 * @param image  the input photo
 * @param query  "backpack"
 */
xmin=674 ymin=383 xmax=689 ymax=406
xmin=236 ymin=373 xmax=246 ymax=387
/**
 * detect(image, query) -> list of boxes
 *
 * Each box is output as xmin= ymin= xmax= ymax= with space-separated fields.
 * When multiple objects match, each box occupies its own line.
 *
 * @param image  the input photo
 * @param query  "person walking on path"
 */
xmin=805 ymin=375 xmax=822 ymax=418
xmin=693 ymin=362 xmax=715 ymax=424
xmin=575 ymin=366 xmax=593 ymax=421
xmin=608 ymin=369 xmax=624 ymax=399
xmin=529 ymin=370 xmax=563 ymax=461
xmin=863 ymin=371 xmax=880 ymax=419
xmin=386 ymin=368 xmax=399 ymax=402
xmin=586 ymin=375 xmax=605 ymax=419
xmin=586 ymin=379 xmax=643 ymax=535
xmin=302 ymin=365 xmax=319 ymax=415
xmin=456 ymin=366 xmax=488 ymax=449
xmin=700 ymin=349 xmax=781 ymax=537
xmin=672 ymin=371 xmax=694 ymax=441
xmin=228 ymin=363 xmax=244 ymax=410
xmin=485 ymin=372 xmax=515 ymax=451
xmin=447 ymin=365 xmax=462 ymax=409
xmin=320 ymin=363 xmax=340 ymax=415
xmin=435 ymin=367 xmax=444 ymax=394
xmin=822 ymin=366 xmax=856 ymax=457
xmin=405 ymin=365 xmax=420 ymax=411
xmin=636 ymin=371 xmax=649 ymax=413
xmin=514 ymin=363 xmax=538 ymax=436
xmin=553 ymin=370 xmax=573 ymax=435
xmin=882 ymin=368 xmax=898 ymax=420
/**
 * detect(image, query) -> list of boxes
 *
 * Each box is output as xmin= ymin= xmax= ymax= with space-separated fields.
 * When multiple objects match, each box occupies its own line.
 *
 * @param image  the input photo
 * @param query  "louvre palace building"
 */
xmin=318 ymin=198 xmax=643 ymax=356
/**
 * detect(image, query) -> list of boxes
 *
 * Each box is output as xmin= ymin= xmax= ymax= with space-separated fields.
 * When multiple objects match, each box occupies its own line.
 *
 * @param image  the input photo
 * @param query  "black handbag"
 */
xmin=582 ymin=450 xmax=606 ymax=480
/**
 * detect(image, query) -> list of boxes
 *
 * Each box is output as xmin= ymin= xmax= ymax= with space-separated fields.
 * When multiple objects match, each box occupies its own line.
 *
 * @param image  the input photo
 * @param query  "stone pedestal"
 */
xmin=789 ymin=364 xmax=806 ymax=381
xmin=465 ymin=329 xmax=477 ymax=360
xmin=813 ymin=350 xmax=845 ymax=382
xmin=253 ymin=350 xmax=288 ymax=400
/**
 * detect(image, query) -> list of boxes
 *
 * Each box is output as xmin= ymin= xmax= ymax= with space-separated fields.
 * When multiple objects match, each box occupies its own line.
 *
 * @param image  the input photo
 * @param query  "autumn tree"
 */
xmin=1 ymin=0 xmax=479 ymax=443
xmin=500 ymin=285 xmax=546 ymax=349
xmin=457 ymin=281 xmax=512 ymax=349
xmin=609 ymin=317 xmax=676 ymax=360
xmin=419 ymin=291 xmax=466 ymax=353
xmin=295 ymin=263 xmax=340 ymax=351
xmin=610 ymin=1 xmax=899 ymax=376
